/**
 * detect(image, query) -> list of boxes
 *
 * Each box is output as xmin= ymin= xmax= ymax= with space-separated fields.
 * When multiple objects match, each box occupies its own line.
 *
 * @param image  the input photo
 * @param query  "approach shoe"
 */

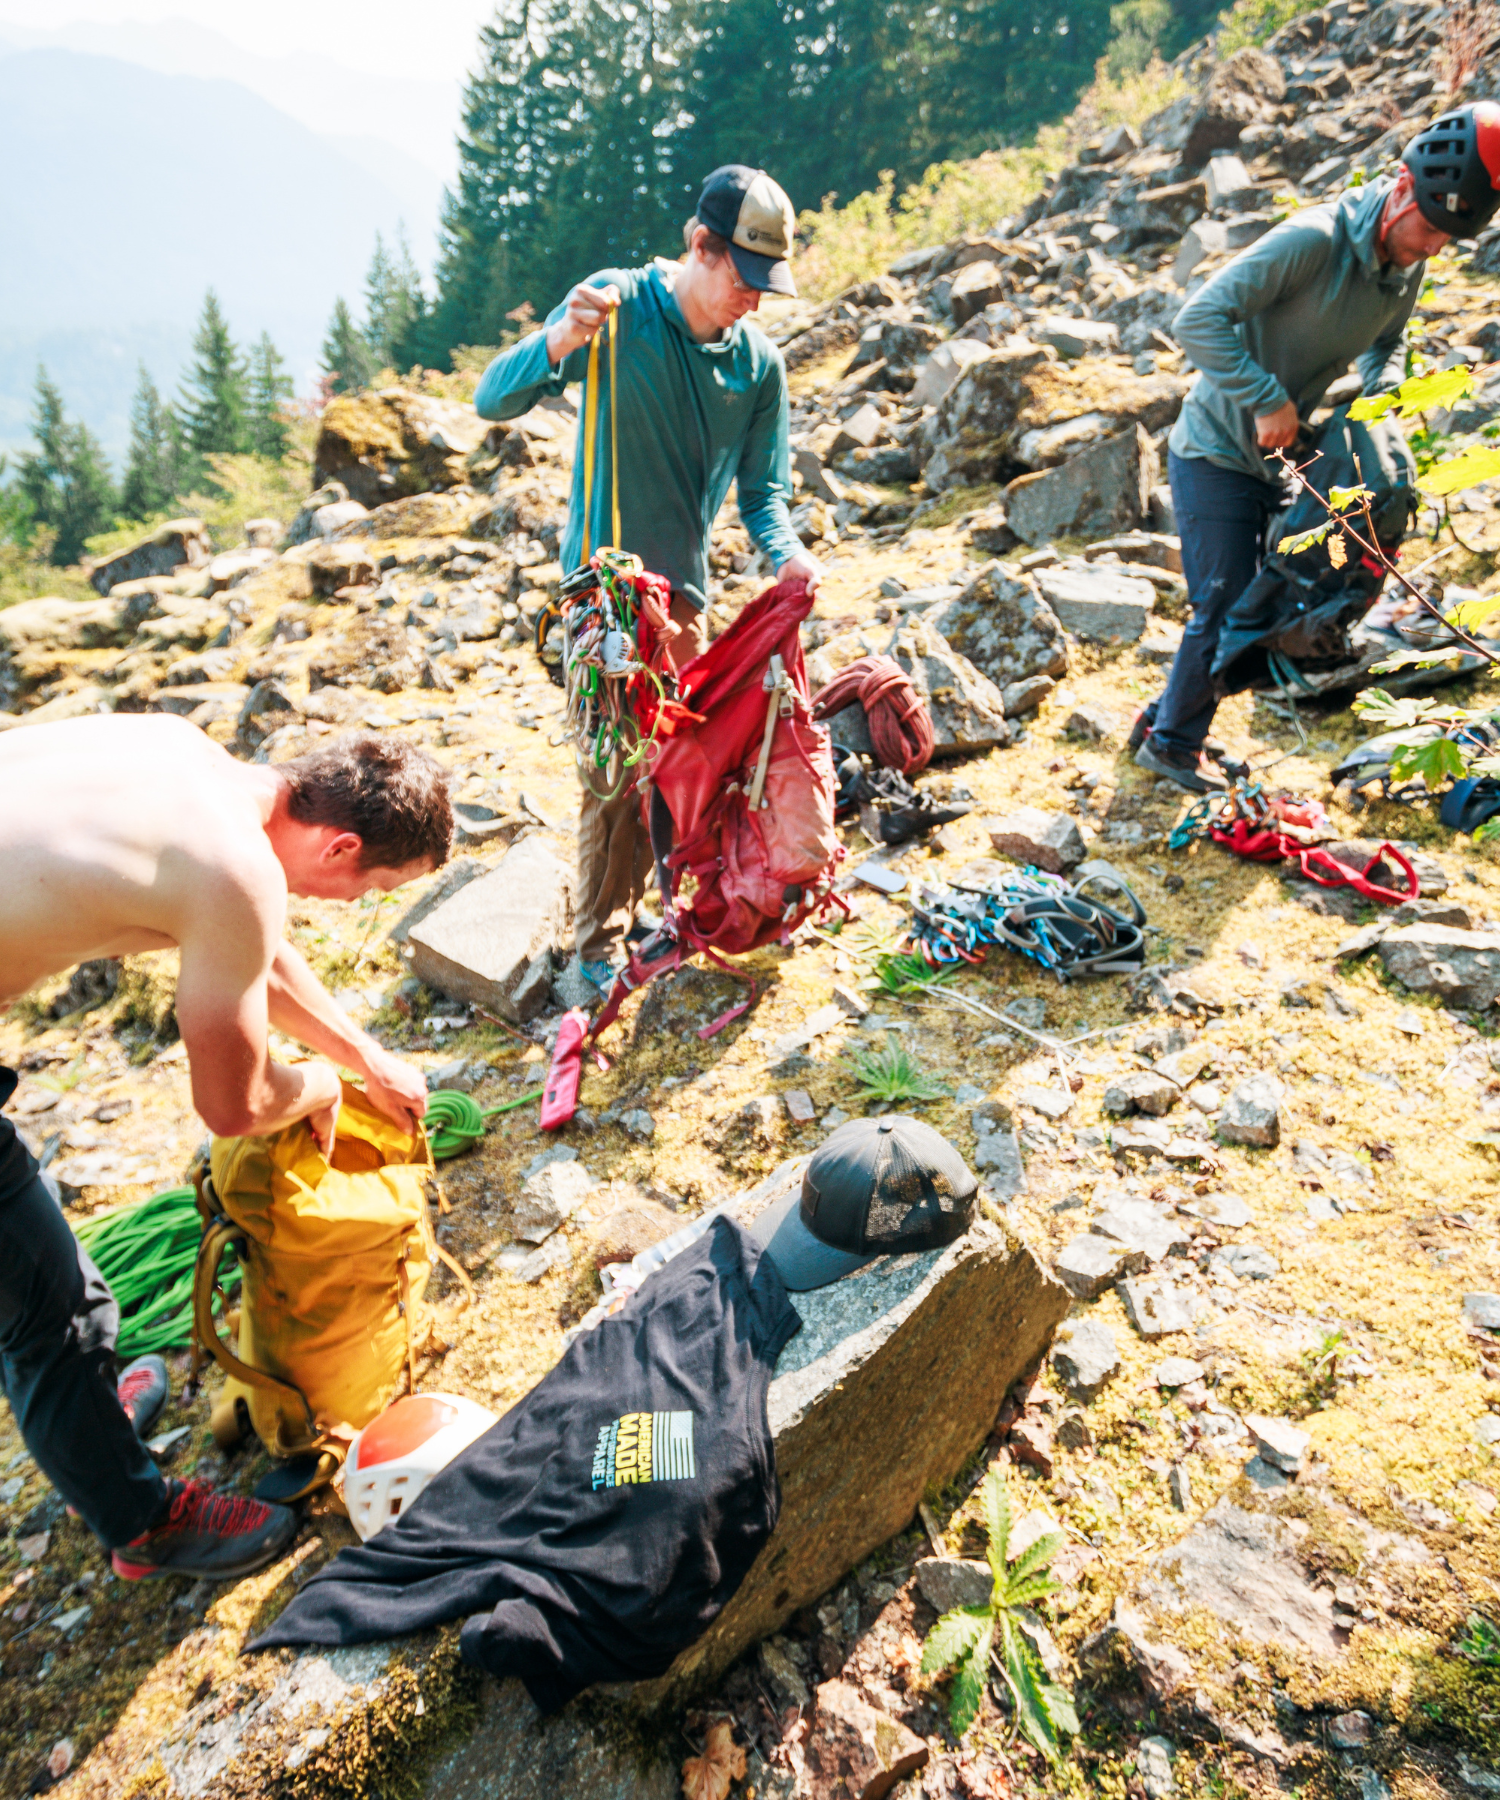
xmin=1134 ymin=738 xmax=1228 ymax=795
xmin=112 ymin=1479 xmax=298 ymax=1583
xmin=554 ymin=952 xmax=617 ymax=1010
xmin=117 ymin=1354 xmax=169 ymax=1441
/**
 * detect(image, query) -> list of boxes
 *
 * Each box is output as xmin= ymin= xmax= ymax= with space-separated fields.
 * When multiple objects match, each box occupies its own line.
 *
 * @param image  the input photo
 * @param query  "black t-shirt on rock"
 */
xmin=252 ymin=1218 xmax=801 ymax=1714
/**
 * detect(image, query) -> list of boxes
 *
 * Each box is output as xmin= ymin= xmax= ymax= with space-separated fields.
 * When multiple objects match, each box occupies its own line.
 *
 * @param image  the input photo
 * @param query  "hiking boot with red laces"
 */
xmin=1134 ymin=738 xmax=1228 ymax=795
xmin=117 ymin=1355 xmax=169 ymax=1441
xmin=112 ymin=1480 xmax=298 ymax=1582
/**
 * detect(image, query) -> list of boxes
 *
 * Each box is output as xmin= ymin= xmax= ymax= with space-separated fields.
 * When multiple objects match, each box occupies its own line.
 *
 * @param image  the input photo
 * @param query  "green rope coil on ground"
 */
xmin=74 ymin=1186 xmax=240 ymax=1360
xmin=423 ymin=1086 xmax=547 ymax=1160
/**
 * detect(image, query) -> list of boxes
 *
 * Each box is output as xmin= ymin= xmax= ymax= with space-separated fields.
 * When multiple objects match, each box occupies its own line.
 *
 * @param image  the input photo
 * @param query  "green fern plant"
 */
xmin=846 ymin=1042 xmax=950 ymax=1104
xmin=873 ymin=951 xmax=958 ymax=996
xmin=919 ymin=1468 xmax=1079 ymax=1758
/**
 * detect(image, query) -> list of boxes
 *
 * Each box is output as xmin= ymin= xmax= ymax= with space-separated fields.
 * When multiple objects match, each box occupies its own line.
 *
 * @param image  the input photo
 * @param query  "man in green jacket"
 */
xmin=1134 ymin=105 xmax=1500 ymax=792
xmin=475 ymin=165 xmax=820 ymax=995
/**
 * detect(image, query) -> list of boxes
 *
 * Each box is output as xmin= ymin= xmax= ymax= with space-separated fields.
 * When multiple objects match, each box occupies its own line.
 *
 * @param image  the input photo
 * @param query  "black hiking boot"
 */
xmin=1134 ymin=738 xmax=1228 ymax=795
xmin=112 ymin=1479 xmax=299 ymax=1582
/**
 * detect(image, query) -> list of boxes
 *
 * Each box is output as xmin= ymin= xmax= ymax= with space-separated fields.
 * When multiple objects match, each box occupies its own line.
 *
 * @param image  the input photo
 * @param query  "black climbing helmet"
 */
xmin=1402 ymin=102 xmax=1500 ymax=239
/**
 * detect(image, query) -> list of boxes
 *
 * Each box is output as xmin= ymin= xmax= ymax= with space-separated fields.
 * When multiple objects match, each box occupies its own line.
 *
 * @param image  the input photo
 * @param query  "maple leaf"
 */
xmin=681 ymin=1720 xmax=747 ymax=1800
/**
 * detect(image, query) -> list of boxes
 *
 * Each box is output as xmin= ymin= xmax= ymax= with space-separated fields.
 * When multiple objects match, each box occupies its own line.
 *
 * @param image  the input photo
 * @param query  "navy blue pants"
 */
xmin=1147 ymin=451 xmax=1284 ymax=756
xmin=0 ymin=1071 xmax=166 ymax=1548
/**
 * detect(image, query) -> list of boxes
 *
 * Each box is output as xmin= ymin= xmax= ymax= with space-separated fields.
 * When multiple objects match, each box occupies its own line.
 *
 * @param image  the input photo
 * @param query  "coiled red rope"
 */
xmin=811 ymin=655 xmax=934 ymax=776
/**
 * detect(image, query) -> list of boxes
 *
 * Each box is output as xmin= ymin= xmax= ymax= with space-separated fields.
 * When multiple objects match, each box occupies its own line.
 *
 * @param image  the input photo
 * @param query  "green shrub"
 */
xmin=1217 ymin=0 xmax=1316 ymax=53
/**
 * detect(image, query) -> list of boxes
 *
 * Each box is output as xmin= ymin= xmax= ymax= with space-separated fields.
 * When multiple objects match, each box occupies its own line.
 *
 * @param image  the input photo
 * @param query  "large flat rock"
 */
xmin=632 ymin=1162 xmax=1070 ymax=1709
xmin=135 ymin=1165 xmax=1068 ymax=1793
xmin=407 ymin=835 xmax=574 ymax=1022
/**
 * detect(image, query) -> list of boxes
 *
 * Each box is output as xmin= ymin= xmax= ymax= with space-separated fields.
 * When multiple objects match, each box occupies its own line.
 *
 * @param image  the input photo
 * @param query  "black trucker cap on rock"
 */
xmin=749 ymin=1116 xmax=977 ymax=1292
xmin=694 ymin=164 xmax=798 ymax=297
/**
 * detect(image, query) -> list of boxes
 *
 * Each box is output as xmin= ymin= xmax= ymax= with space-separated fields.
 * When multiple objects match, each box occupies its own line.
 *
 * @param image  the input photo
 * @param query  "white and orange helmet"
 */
xmin=343 ymin=1393 xmax=497 ymax=1541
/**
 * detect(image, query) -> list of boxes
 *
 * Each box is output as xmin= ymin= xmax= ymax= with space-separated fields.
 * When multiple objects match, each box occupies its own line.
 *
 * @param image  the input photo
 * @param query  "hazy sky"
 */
xmin=0 ymin=1 xmax=496 ymax=82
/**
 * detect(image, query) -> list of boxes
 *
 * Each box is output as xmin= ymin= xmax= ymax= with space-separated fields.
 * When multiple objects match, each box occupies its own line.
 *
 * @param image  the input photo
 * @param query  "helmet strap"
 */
xmin=1377 ymin=166 xmax=1421 ymax=261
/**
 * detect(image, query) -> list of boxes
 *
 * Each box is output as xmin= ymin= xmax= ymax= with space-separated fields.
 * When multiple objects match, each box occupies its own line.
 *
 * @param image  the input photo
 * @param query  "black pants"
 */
xmin=0 ymin=1071 xmax=165 ymax=1548
xmin=1147 ymin=450 xmax=1285 ymax=756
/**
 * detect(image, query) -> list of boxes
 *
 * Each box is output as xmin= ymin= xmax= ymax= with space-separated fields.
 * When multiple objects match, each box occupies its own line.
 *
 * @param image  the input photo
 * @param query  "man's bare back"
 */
xmin=0 ymin=715 xmax=446 ymax=1147
xmin=0 ymin=714 xmax=280 ymax=1001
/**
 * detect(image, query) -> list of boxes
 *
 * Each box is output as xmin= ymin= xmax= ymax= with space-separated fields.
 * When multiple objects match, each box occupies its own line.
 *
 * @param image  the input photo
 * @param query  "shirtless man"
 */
xmin=0 ymin=716 xmax=451 ymax=1580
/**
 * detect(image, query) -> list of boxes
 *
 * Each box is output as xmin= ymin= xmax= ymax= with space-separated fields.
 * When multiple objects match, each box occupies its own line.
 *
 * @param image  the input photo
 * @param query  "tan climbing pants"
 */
xmin=573 ymin=591 xmax=706 ymax=966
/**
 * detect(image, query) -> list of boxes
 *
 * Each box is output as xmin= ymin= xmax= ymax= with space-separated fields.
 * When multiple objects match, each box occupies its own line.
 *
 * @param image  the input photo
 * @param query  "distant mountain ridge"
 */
xmin=0 ymin=45 xmax=449 ymax=461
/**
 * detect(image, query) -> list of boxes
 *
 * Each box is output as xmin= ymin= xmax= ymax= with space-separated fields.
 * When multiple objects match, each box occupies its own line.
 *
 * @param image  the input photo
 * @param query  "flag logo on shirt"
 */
xmin=591 ymin=1410 xmax=696 ymax=1490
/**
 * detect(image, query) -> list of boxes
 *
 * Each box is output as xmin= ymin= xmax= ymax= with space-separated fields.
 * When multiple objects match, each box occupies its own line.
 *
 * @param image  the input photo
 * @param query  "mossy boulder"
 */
xmin=314 ymin=391 xmax=492 ymax=507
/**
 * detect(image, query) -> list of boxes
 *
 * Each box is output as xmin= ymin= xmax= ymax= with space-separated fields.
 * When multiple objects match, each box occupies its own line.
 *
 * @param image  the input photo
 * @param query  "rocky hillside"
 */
xmin=2 ymin=6 xmax=1500 ymax=1798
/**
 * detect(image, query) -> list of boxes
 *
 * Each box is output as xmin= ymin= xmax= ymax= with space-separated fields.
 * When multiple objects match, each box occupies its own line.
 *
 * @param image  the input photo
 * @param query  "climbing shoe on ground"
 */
xmin=117 ymin=1355 xmax=169 ymax=1441
xmin=1134 ymin=738 xmax=1228 ymax=794
xmin=112 ymin=1480 xmax=298 ymax=1582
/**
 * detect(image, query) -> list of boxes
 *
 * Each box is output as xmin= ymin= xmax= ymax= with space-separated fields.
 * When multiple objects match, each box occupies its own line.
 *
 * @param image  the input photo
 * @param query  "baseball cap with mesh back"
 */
xmin=1402 ymin=103 xmax=1500 ymax=239
xmin=693 ymin=164 xmax=798 ymax=297
xmin=749 ymin=1116 xmax=977 ymax=1291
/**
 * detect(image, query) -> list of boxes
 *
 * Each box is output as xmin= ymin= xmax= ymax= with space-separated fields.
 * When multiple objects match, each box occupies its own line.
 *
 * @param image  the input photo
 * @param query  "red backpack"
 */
xmin=540 ymin=575 xmax=843 ymax=1127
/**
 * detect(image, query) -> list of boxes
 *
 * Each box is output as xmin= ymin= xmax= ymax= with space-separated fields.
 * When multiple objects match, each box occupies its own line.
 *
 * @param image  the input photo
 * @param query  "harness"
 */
xmin=1171 ymin=777 xmax=1420 ymax=904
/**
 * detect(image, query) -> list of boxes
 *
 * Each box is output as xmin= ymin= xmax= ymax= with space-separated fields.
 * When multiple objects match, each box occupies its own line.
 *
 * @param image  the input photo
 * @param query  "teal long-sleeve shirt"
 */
xmin=473 ymin=260 xmax=802 ymax=611
xmin=1169 ymin=178 xmax=1423 ymax=485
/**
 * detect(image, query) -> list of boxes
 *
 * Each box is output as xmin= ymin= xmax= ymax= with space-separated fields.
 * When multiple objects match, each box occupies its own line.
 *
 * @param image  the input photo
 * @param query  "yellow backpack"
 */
xmin=193 ymin=1082 xmax=449 ymax=1484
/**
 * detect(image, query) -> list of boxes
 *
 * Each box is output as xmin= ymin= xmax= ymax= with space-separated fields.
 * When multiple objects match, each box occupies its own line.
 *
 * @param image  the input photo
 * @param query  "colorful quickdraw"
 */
xmin=554 ymin=311 xmax=700 ymax=800
xmin=903 ymin=869 xmax=1147 ymax=983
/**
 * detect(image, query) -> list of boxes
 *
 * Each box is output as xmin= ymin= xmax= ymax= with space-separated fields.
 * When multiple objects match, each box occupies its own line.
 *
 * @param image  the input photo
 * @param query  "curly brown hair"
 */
xmin=279 ymin=733 xmax=452 ymax=871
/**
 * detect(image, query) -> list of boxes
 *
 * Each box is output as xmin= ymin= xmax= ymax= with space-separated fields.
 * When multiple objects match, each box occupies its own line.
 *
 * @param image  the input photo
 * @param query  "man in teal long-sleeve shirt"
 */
xmin=475 ymin=164 xmax=819 ymax=995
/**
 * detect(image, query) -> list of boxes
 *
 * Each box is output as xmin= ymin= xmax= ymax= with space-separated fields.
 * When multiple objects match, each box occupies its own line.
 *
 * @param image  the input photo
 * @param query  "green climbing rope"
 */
xmin=74 ymin=1186 xmax=240 ymax=1359
xmin=423 ymin=1086 xmax=547 ymax=1160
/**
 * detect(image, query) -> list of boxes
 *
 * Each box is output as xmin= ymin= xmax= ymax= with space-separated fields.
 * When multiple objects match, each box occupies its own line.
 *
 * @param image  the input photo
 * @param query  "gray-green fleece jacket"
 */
xmin=1169 ymin=178 xmax=1424 ymax=484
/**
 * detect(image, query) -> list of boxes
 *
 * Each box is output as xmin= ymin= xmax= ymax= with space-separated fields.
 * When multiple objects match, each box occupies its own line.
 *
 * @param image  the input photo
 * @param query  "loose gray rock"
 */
xmin=1464 ymin=1293 xmax=1500 ymax=1331
xmin=927 ymin=560 xmax=1069 ymax=690
xmin=1103 ymin=1071 xmax=1179 ymax=1118
xmin=1136 ymin=1736 xmax=1176 ymax=1800
xmin=1052 ymin=1317 xmax=1122 ymax=1400
xmin=1182 ymin=1191 xmax=1253 ymax=1229
xmin=1217 ymin=1073 xmax=1282 ymax=1148
xmin=1328 ymin=1712 xmax=1373 ymax=1750
xmin=1211 ymin=1244 xmax=1280 ymax=1281
xmin=1066 ymin=703 xmax=1121 ymax=743
xmin=915 ymin=1557 xmax=992 ymax=1614
xmin=1134 ymin=1497 xmax=1340 ymax=1654
xmin=1014 ymin=1084 xmax=1074 ymax=1121
xmin=1002 ymin=674 xmax=1056 ymax=718
xmin=619 ymin=1109 xmax=656 ymax=1141
xmin=1119 ymin=1277 xmax=1193 ymax=1338
xmin=1155 ymin=1357 xmax=1204 ymax=1389
xmin=986 ymin=806 xmax=1086 ymax=873
xmin=1379 ymin=925 xmax=1500 ymax=1010
xmin=1056 ymin=1234 xmax=1142 ymax=1301
xmin=1243 ymin=1414 xmax=1309 ymax=1474
xmin=1033 ymin=562 xmax=1157 ymax=643
xmin=1168 ymin=1464 xmax=1192 ymax=1512
xmin=909 ymin=339 xmax=995 ymax=410
xmin=1091 ymin=1200 xmax=1190 ymax=1263
xmin=974 ymin=1123 xmax=1027 ymax=1197
xmin=1005 ymin=426 xmax=1157 ymax=549
xmin=513 ymin=1160 xmax=596 ymax=1244
xmin=1032 ymin=316 xmax=1123 ymax=360
xmin=408 ymin=837 xmax=574 ymax=1024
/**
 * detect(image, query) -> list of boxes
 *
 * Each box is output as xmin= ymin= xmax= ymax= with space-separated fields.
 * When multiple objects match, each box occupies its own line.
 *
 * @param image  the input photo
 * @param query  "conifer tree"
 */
xmin=178 ymin=291 xmax=248 ymax=466
xmin=365 ymin=229 xmax=428 ymax=372
xmin=16 ymin=367 xmax=119 ymax=565
xmin=120 ymin=365 xmax=181 ymax=520
xmin=322 ymin=298 xmax=378 ymax=396
xmin=245 ymin=333 xmax=294 ymax=460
